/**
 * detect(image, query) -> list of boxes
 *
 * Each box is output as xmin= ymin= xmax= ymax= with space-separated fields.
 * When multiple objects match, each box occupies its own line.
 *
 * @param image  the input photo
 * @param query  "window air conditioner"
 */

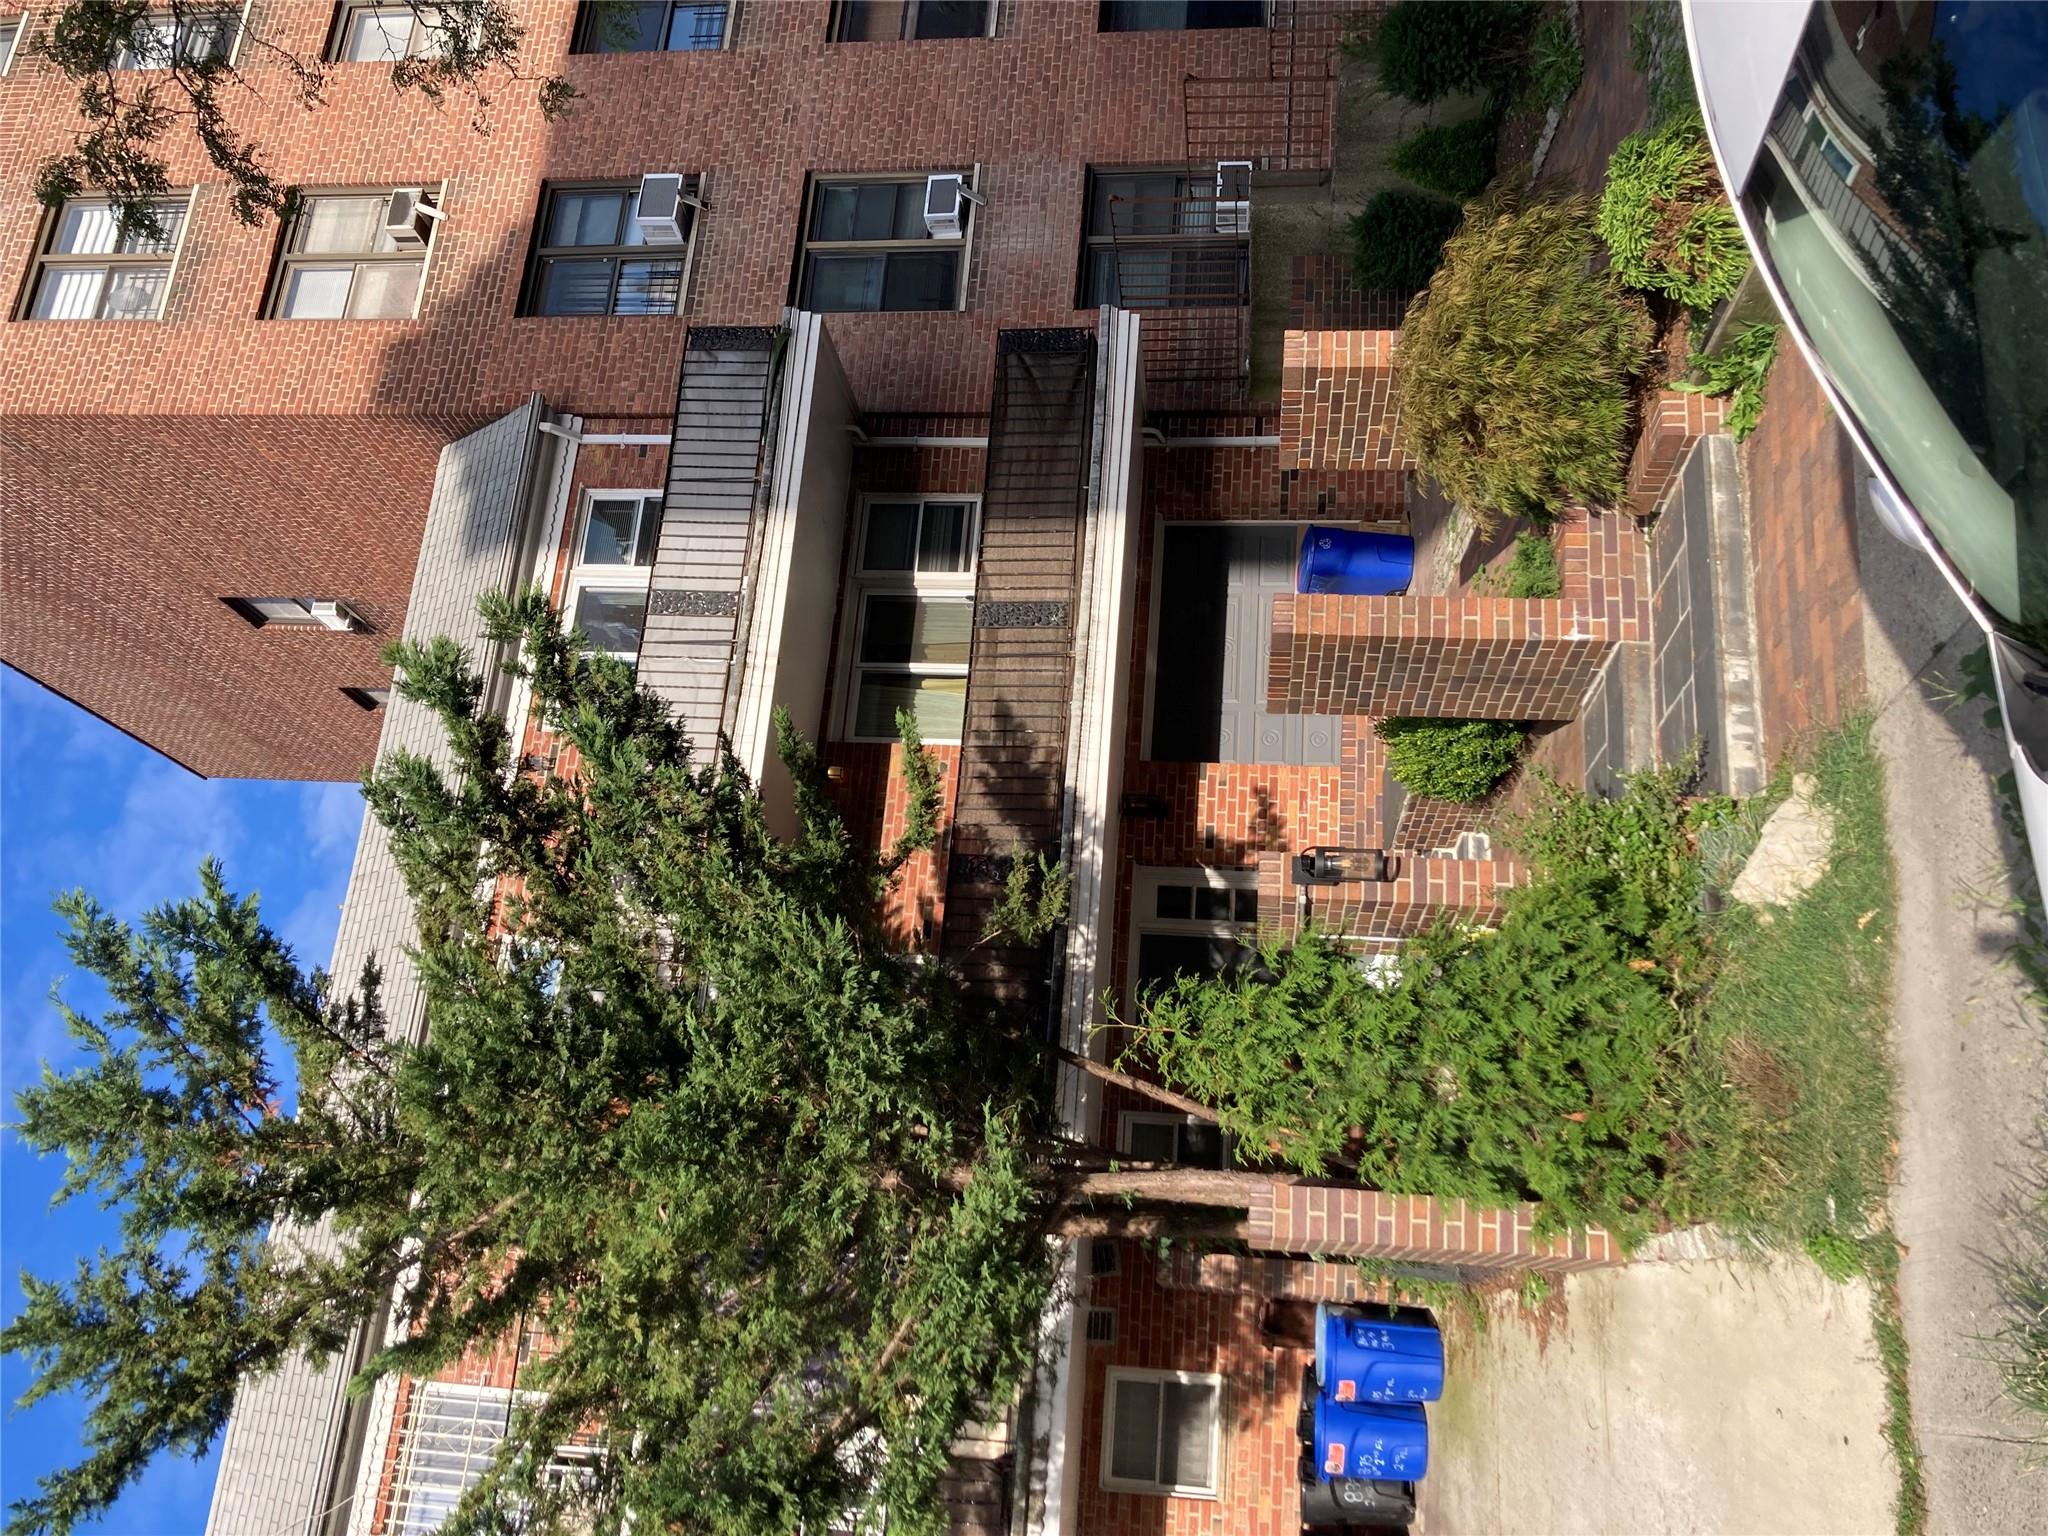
xmin=634 ymin=173 xmax=690 ymax=244
xmin=382 ymin=188 xmax=436 ymax=249
xmin=1214 ymin=161 xmax=1252 ymax=236
xmin=923 ymin=173 xmax=969 ymax=239
xmin=307 ymin=600 xmax=364 ymax=633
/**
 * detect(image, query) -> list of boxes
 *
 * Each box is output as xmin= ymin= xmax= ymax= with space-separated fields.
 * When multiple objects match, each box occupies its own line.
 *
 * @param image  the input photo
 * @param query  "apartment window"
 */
xmin=342 ymin=686 xmax=391 ymax=710
xmin=267 ymin=191 xmax=434 ymax=319
xmin=842 ymin=497 xmax=977 ymax=742
xmin=113 ymin=7 xmax=235 ymax=67
xmin=21 ymin=198 xmax=188 ymax=321
xmin=1080 ymin=168 xmax=1249 ymax=309
xmin=571 ymin=1 xmax=731 ymax=52
xmin=797 ymin=175 xmax=969 ymax=313
xmin=0 ymin=12 xmax=25 ymax=73
xmin=1099 ymin=0 xmax=1266 ymax=29
xmin=327 ymin=3 xmax=446 ymax=61
xmin=1118 ymin=1111 xmax=1227 ymax=1170
xmin=830 ymin=1 xmax=993 ymax=41
xmin=223 ymin=596 xmax=363 ymax=631
xmin=524 ymin=182 xmax=695 ymax=316
xmin=566 ymin=491 xmax=663 ymax=661
xmin=1100 ymin=1369 xmax=1223 ymax=1497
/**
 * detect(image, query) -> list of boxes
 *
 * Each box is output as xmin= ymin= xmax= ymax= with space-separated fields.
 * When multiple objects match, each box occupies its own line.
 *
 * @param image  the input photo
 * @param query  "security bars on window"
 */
xmin=22 ymin=198 xmax=189 ymax=321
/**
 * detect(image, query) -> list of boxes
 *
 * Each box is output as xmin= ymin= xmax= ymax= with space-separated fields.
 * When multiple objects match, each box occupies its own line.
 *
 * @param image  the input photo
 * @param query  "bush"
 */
xmin=1395 ymin=187 xmax=1652 ymax=521
xmin=1529 ymin=11 xmax=1583 ymax=111
xmin=1351 ymin=189 xmax=1463 ymax=291
xmin=1389 ymin=116 xmax=1498 ymax=201
xmin=1598 ymin=112 xmax=1749 ymax=308
xmin=1677 ymin=322 xmax=1780 ymax=441
xmin=1630 ymin=0 xmax=1698 ymax=125
xmin=1369 ymin=0 xmax=1536 ymax=103
xmin=1377 ymin=717 xmax=1524 ymax=803
xmin=1500 ymin=532 xmax=1562 ymax=598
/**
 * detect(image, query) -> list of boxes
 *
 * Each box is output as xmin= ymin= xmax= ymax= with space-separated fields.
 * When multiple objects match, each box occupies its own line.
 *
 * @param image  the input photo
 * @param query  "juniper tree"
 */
xmin=3 ymin=591 xmax=1265 ymax=1536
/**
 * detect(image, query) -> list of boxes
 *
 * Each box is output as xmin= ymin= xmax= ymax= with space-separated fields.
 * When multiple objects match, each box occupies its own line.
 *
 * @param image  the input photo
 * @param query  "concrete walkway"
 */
xmin=1421 ymin=1258 xmax=1893 ymax=1534
xmin=1857 ymin=492 xmax=2048 ymax=1534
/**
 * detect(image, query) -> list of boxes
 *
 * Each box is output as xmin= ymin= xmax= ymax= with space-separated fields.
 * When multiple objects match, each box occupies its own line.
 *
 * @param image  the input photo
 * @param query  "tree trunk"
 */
xmin=1047 ymin=1044 xmax=1221 ymax=1122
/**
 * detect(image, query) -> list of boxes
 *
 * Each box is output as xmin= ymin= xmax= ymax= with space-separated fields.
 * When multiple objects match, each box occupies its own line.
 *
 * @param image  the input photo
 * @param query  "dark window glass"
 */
xmin=1153 ymin=884 xmax=1193 ymax=920
xmin=1080 ymin=167 xmax=1250 ymax=308
xmin=800 ymin=176 xmax=965 ymax=312
xmin=572 ymin=2 xmax=728 ymax=53
xmin=1100 ymin=1 xmax=1266 ymax=32
xmin=527 ymin=184 xmax=693 ymax=317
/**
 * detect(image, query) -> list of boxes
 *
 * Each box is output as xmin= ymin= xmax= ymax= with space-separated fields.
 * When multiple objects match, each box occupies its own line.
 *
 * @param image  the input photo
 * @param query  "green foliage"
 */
xmin=1676 ymin=322 xmax=1780 ymax=441
xmin=1350 ymin=189 xmax=1463 ymax=292
xmin=1395 ymin=187 xmax=1652 ymax=523
xmin=1376 ymin=718 xmax=1524 ymax=804
xmin=1500 ymin=532 xmax=1562 ymax=598
xmin=883 ymin=706 xmax=944 ymax=873
xmin=1867 ymin=1237 xmax=1931 ymax=1535
xmin=1804 ymin=1229 xmax=1868 ymax=1282
xmin=1388 ymin=116 xmax=1498 ymax=202
xmin=1528 ymin=11 xmax=1583 ymax=111
xmin=1629 ymin=0 xmax=1698 ymax=124
xmin=1598 ymin=112 xmax=1749 ymax=308
xmin=1366 ymin=0 xmax=1536 ymax=104
xmin=32 ymin=2 xmax=574 ymax=232
xmin=1517 ymin=1269 xmax=1555 ymax=1312
xmin=984 ymin=848 xmax=1073 ymax=949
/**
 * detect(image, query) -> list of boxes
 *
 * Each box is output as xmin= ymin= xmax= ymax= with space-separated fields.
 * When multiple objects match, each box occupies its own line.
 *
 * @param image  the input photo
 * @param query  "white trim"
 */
xmin=1098 ymin=1368 xmax=1224 ymax=1499
xmin=0 ymin=9 xmax=27 ymax=73
xmin=565 ymin=487 xmax=662 ymax=662
xmin=833 ymin=492 xmax=980 ymax=744
xmin=1125 ymin=866 xmax=1258 ymax=1005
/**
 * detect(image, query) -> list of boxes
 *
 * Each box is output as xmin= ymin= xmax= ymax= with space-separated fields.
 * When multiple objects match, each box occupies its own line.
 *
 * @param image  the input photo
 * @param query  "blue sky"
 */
xmin=1 ymin=666 xmax=364 ymax=1534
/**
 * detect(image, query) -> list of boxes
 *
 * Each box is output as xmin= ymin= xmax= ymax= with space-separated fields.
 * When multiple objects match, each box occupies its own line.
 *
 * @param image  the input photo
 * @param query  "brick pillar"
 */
xmin=1624 ymin=387 xmax=1729 ymax=517
xmin=1279 ymin=329 xmax=1410 ymax=470
xmin=1268 ymin=594 xmax=1613 ymax=722
xmin=1246 ymin=1184 xmax=1619 ymax=1273
xmin=1257 ymin=850 xmax=1520 ymax=943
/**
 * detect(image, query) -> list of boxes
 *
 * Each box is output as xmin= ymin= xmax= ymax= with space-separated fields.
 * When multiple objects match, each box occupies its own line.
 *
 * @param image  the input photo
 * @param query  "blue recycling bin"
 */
xmin=1315 ymin=1304 xmax=1444 ymax=1404
xmin=1312 ymin=1396 xmax=1429 ymax=1482
xmin=1296 ymin=526 xmax=1415 ymax=596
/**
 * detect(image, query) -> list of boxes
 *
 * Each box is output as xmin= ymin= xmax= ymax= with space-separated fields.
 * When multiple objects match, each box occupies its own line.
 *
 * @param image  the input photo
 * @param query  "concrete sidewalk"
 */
xmin=1420 ymin=1258 xmax=1893 ymax=1535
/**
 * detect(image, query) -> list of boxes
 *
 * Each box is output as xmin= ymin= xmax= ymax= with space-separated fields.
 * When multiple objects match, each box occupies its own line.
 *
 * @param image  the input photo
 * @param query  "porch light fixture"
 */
xmin=1292 ymin=846 xmax=1392 ymax=886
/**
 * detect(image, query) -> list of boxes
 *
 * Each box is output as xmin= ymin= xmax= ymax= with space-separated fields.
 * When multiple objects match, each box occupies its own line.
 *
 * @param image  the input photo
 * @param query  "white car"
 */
xmin=1686 ymin=0 xmax=2048 ymax=885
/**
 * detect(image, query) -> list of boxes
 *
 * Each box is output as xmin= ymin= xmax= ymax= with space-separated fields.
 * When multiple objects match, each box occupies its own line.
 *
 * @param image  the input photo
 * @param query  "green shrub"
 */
xmin=1598 ymin=112 xmax=1749 ymax=307
xmin=1369 ymin=0 xmax=1536 ymax=104
xmin=1500 ymin=532 xmax=1562 ymax=598
xmin=1389 ymin=116 xmax=1498 ymax=201
xmin=1676 ymin=322 xmax=1780 ymax=441
xmin=1529 ymin=11 xmax=1583 ymax=111
xmin=1395 ymin=187 xmax=1652 ymax=522
xmin=1630 ymin=0 xmax=1699 ymax=125
xmin=1377 ymin=717 xmax=1524 ymax=803
xmin=1351 ymin=189 xmax=1463 ymax=291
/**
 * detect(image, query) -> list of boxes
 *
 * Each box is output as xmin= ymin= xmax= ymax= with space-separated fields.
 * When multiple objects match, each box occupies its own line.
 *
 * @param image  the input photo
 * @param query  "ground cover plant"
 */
xmin=1377 ymin=717 xmax=1524 ymax=803
xmin=1528 ymin=10 xmax=1583 ymax=112
xmin=1677 ymin=322 xmax=1781 ymax=441
xmin=1599 ymin=111 xmax=1750 ymax=309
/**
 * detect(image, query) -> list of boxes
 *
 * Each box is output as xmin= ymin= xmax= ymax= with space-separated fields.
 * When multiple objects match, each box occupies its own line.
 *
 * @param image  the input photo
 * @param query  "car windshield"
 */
xmin=1740 ymin=1 xmax=2048 ymax=640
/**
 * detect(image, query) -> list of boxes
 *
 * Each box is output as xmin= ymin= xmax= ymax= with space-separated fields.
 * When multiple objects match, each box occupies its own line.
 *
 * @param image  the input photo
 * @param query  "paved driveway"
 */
xmin=1421 ymin=1258 xmax=1893 ymax=1535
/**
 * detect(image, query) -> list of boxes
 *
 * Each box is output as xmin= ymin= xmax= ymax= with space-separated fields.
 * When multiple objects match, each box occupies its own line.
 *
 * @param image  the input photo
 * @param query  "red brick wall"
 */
xmin=1278 ymin=329 xmax=1408 ymax=470
xmin=1624 ymin=387 xmax=1729 ymax=518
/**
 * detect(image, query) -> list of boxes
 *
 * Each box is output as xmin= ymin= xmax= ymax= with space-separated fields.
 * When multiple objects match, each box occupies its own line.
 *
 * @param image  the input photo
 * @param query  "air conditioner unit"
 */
xmin=306 ymin=599 xmax=364 ymax=633
xmin=382 ymin=188 xmax=435 ymax=248
xmin=1214 ymin=161 xmax=1252 ymax=235
xmin=633 ymin=173 xmax=689 ymax=244
xmin=923 ymin=173 xmax=969 ymax=239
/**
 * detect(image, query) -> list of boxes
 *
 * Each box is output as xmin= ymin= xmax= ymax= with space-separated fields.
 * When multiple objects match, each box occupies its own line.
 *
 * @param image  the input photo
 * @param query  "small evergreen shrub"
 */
xmin=1351 ymin=189 xmax=1463 ymax=291
xmin=1676 ymin=322 xmax=1780 ymax=441
xmin=1529 ymin=11 xmax=1583 ymax=111
xmin=1500 ymin=532 xmax=1562 ymax=598
xmin=1377 ymin=717 xmax=1524 ymax=803
xmin=1368 ymin=0 xmax=1535 ymax=103
xmin=1395 ymin=187 xmax=1652 ymax=521
xmin=1598 ymin=112 xmax=1749 ymax=308
xmin=1389 ymin=116 xmax=1498 ymax=202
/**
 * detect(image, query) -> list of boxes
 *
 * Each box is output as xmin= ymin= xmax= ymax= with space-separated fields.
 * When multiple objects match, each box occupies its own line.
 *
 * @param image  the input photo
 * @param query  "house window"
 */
xmin=565 ymin=490 xmax=663 ymax=661
xmin=1080 ymin=168 xmax=1249 ymax=309
xmin=267 ymin=190 xmax=434 ymax=319
xmin=797 ymin=175 xmax=970 ymax=313
xmin=1127 ymin=866 xmax=1257 ymax=996
xmin=841 ymin=497 xmax=977 ymax=742
xmin=571 ymin=1 xmax=732 ymax=52
xmin=1802 ymin=107 xmax=1861 ymax=183
xmin=342 ymin=686 xmax=391 ymax=710
xmin=223 ymin=596 xmax=363 ymax=631
xmin=113 ymin=7 xmax=235 ymax=67
xmin=20 ymin=198 xmax=190 ymax=321
xmin=327 ymin=3 xmax=447 ymax=61
xmin=523 ymin=182 xmax=697 ymax=316
xmin=1099 ymin=0 xmax=1266 ymax=30
xmin=0 ymin=12 xmax=26 ymax=73
xmin=1118 ymin=1111 xmax=1227 ymax=1170
xmin=1100 ymin=1369 xmax=1223 ymax=1497
xmin=830 ymin=0 xmax=993 ymax=41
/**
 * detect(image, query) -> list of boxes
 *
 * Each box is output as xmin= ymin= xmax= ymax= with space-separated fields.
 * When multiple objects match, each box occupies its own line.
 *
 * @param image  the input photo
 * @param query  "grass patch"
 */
xmin=1868 ymin=1235 xmax=1932 ymax=1536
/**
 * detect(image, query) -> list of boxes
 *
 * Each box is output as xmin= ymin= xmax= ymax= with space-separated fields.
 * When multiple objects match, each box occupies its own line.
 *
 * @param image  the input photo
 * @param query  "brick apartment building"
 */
xmin=1 ymin=4 xmax=1631 ymax=1532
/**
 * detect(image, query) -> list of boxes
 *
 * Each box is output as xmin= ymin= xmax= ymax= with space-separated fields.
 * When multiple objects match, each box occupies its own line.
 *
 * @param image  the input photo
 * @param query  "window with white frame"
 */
xmin=566 ymin=490 xmax=663 ymax=662
xmin=1117 ymin=1110 xmax=1227 ymax=1170
xmin=841 ymin=497 xmax=977 ymax=742
xmin=222 ymin=596 xmax=364 ymax=630
xmin=386 ymin=1381 xmax=603 ymax=1535
xmin=1127 ymin=866 xmax=1258 ymax=996
xmin=327 ymin=3 xmax=448 ymax=62
xmin=113 ymin=6 xmax=237 ymax=67
xmin=267 ymin=189 xmax=436 ymax=319
xmin=1100 ymin=1368 xmax=1223 ymax=1497
xmin=796 ymin=174 xmax=972 ymax=312
xmin=0 ymin=11 xmax=26 ymax=73
xmin=20 ymin=197 xmax=189 ymax=321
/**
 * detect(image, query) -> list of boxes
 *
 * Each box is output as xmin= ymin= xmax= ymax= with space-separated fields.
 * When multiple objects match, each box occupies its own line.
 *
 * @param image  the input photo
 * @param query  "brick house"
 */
xmin=0 ymin=4 xmax=1630 ymax=1533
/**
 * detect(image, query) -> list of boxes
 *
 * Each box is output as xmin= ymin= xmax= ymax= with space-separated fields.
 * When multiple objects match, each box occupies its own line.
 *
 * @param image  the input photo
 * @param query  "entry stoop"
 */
xmin=1649 ymin=435 xmax=1766 ymax=796
xmin=1577 ymin=640 xmax=1658 ymax=800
